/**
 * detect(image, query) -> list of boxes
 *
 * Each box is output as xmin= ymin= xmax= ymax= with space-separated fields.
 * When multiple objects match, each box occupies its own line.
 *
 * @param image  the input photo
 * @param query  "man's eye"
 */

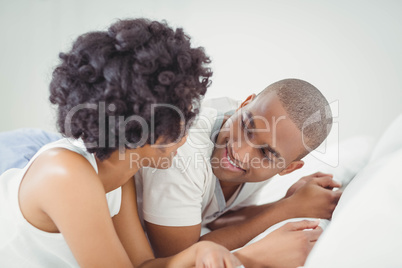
xmin=261 ymin=149 xmax=273 ymax=162
xmin=240 ymin=117 xmax=246 ymax=130
xmin=241 ymin=119 xmax=253 ymax=137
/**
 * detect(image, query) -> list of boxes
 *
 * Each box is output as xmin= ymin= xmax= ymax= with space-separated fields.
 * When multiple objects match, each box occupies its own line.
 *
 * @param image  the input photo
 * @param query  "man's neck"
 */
xmin=219 ymin=180 xmax=243 ymax=202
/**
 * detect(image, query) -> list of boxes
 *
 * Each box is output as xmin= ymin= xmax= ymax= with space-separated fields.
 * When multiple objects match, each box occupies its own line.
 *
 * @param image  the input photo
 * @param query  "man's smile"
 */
xmin=224 ymin=142 xmax=246 ymax=172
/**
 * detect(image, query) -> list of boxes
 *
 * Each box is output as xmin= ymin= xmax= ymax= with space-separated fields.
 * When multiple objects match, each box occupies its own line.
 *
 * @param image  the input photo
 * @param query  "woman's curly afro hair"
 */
xmin=49 ymin=18 xmax=212 ymax=160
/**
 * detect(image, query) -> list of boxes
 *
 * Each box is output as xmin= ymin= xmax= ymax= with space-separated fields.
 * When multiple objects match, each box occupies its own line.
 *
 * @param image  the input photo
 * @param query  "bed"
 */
xmin=1 ymin=111 xmax=401 ymax=268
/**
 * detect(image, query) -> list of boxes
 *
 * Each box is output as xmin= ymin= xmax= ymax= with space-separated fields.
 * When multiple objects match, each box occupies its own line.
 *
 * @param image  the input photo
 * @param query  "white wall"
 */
xmin=1 ymin=0 xmax=401 ymax=141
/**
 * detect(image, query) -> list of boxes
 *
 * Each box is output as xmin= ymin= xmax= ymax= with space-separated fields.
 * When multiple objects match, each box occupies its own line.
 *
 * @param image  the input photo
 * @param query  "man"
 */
xmin=136 ymin=78 xmax=342 ymax=257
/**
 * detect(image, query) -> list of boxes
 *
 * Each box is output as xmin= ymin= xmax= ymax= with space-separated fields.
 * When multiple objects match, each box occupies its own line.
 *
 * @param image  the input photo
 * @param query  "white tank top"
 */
xmin=0 ymin=138 xmax=122 ymax=267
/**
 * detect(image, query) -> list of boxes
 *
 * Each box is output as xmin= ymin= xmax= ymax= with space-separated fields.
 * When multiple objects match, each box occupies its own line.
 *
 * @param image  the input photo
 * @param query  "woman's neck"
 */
xmin=95 ymin=149 xmax=142 ymax=193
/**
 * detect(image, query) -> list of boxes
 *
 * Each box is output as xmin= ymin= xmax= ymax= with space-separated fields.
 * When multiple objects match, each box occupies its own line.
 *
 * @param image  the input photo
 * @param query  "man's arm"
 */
xmin=206 ymin=202 xmax=275 ymax=231
xmin=203 ymin=175 xmax=341 ymax=250
xmin=207 ymin=172 xmax=339 ymax=231
xmin=145 ymin=222 xmax=202 ymax=258
xmin=146 ymin=200 xmax=287 ymax=257
xmin=146 ymin=175 xmax=341 ymax=256
xmin=200 ymin=198 xmax=292 ymax=249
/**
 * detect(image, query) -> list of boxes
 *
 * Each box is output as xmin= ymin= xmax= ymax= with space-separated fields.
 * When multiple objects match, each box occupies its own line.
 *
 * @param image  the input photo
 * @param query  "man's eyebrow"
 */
xmin=243 ymin=111 xmax=256 ymax=128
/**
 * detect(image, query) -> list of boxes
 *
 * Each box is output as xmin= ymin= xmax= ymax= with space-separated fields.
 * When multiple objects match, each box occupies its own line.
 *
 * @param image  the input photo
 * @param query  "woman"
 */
xmin=0 ymin=18 xmax=242 ymax=267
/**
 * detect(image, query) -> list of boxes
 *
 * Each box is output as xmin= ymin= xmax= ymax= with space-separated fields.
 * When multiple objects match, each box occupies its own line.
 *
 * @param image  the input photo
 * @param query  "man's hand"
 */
xmin=235 ymin=220 xmax=323 ymax=268
xmin=285 ymin=173 xmax=342 ymax=219
xmin=285 ymin=172 xmax=337 ymax=198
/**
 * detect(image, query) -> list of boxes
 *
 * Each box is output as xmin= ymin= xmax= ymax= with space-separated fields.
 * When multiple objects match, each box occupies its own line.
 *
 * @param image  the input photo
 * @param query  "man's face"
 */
xmin=211 ymin=93 xmax=305 ymax=185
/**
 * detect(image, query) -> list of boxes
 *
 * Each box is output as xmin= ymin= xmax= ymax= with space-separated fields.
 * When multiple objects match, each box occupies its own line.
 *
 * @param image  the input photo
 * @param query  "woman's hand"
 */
xmin=235 ymin=220 xmax=322 ymax=268
xmin=194 ymin=241 xmax=243 ymax=268
xmin=161 ymin=241 xmax=242 ymax=268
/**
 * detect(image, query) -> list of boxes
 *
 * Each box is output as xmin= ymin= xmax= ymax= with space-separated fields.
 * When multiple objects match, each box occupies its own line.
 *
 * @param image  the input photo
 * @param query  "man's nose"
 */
xmin=231 ymin=140 xmax=253 ymax=163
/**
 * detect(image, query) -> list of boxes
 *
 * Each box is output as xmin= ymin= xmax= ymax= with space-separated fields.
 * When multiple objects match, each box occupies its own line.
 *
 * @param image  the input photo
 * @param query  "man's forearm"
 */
xmin=206 ymin=202 xmax=278 ymax=231
xmin=200 ymin=198 xmax=294 ymax=250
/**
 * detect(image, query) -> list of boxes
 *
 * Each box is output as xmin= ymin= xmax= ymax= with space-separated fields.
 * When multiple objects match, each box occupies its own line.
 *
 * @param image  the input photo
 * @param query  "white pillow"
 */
xmin=201 ymin=97 xmax=240 ymax=113
xmin=369 ymin=113 xmax=402 ymax=162
xmin=304 ymin=148 xmax=402 ymax=268
xmin=255 ymin=136 xmax=375 ymax=204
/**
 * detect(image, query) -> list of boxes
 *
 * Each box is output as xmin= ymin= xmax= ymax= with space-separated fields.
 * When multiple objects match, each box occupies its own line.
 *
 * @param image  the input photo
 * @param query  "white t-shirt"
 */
xmin=135 ymin=107 xmax=271 ymax=227
xmin=0 ymin=138 xmax=122 ymax=267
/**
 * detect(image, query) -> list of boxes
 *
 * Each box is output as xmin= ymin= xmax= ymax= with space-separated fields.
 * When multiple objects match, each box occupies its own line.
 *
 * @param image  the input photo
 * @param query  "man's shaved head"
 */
xmin=257 ymin=78 xmax=332 ymax=158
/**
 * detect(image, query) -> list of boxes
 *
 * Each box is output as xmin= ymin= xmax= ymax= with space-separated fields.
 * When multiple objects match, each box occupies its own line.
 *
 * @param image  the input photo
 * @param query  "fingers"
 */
xmin=310 ymin=171 xmax=333 ymax=178
xmin=305 ymin=227 xmax=323 ymax=253
xmin=195 ymin=260 xmax=203 ymax=268
xmin=284 ymin=220 xmax=320 ymax=231
xmin=198 ymin=258 xmax=224 ymax=268
xmin=305 ymin=226 xmax=323 ymax=242
xmin=196 ymin=250 xmax=242 ymax=268
xmin=332 ymin=189 xmax=343 ymax=204
xmin=223 ymin=254 xmax=243 ymax=268
xmin=313 ymin=176 xmax=342 ymax=189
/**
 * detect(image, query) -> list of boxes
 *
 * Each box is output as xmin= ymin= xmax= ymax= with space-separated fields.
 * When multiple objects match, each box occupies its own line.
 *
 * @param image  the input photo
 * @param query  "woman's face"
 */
xmin=139 ymin=134 xmax=188 ymax=169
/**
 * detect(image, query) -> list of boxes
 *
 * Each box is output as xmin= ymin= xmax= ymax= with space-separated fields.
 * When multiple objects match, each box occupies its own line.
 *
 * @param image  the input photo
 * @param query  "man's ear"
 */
xmin=236 ymin=94 xmax=256 ymax=111
xmin=278 ymin=160 xmax=304 ymax=176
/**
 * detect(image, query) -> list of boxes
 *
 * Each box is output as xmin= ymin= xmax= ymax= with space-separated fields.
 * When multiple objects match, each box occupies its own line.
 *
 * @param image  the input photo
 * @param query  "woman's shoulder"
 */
xmin=19 ymin=147 xmax=104 ymax=233
xmin=24 ymin=137 xmax=98 ymax=180
xmin=25 ymin=147 xmax=102 ymax=196
xmin=33 ymin=147 xmax=96 ymax=177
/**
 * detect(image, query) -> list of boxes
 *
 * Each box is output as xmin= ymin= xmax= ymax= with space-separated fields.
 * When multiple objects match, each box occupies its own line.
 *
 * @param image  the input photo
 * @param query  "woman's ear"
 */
xmin=236 ymin=94 xmax=256 ymax=111
xmin=278 ymin=160 xmax=304 ymax=176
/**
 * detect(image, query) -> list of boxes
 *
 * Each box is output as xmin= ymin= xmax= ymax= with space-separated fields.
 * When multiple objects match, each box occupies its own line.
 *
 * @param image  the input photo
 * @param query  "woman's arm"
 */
xmin=113 ymin=178 xmax=242 ymax=268
xmin=112 ymin=178 xmax=154 ymax=266
xmin=35 ymin=150 xmax=134 ymax=267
